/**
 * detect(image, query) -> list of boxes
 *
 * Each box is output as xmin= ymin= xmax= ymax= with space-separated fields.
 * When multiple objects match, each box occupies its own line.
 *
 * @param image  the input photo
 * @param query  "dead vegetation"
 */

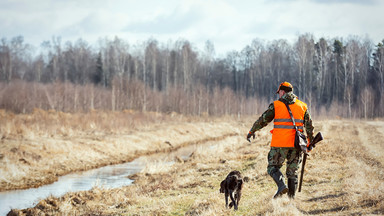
xmin=0 ymin=109 xmax=240 ymax=191
xmin=2 ymin=113 xmax=384 ymax=215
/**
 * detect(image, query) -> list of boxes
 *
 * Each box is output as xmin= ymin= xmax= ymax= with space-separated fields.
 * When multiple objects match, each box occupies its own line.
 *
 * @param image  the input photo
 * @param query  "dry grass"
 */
xmin=3 ymin=115 xmax=384 ymax=215
xmin=0 ymin=109 xmax=240 ymax=191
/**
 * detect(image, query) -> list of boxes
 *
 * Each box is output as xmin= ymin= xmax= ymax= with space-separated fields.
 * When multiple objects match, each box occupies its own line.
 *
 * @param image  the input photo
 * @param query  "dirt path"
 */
xmin=361 ymin=121 xmax=384 ymax=165
xmin=297 ymin=120 xmax=384 ymax=215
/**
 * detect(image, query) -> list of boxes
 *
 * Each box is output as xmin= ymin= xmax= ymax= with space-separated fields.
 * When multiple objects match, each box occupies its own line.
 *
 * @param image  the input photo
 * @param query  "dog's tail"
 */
xmin=219 ymin=180 xmax=225 ymax=193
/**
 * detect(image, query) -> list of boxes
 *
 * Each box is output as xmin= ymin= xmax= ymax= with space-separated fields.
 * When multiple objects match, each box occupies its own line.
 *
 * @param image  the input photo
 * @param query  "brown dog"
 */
xmin=220 ymin=170 xmax=243 ymax=210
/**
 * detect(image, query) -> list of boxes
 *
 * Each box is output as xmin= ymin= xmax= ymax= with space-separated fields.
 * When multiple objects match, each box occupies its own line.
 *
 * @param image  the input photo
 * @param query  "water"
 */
xmin=0 ymin=144 xmax=201 ymax=215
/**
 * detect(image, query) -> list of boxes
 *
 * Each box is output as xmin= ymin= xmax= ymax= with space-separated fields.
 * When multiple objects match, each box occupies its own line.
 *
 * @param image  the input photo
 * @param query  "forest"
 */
xmin=0 ymin=33 xmax=383 ymax=118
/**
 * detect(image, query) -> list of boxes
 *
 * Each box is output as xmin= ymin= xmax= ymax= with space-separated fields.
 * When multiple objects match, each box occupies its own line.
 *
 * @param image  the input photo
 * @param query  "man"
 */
xmin=247 ymin=82 xmax=314 ymax=198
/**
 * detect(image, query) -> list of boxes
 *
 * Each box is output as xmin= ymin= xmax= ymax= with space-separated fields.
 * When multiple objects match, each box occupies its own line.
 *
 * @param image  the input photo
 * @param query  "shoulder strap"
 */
xmin=282 ymin=101 xmax=298 ymax=132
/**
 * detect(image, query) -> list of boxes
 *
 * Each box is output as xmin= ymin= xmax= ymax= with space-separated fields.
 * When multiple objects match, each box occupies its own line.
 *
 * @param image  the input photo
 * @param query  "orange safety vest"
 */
xmin=270 ymin=99 xmax=308 ymax=147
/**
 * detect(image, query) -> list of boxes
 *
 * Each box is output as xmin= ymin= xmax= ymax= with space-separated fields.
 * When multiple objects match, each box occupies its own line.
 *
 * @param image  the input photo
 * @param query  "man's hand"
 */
xmin=247 ymin=132 xmax=255 ymax=142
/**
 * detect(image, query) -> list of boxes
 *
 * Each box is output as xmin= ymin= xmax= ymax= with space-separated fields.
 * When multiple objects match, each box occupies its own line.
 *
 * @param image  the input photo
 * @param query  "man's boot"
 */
xmin=288 ymin=178 xmax=297 ymax=198
xmin=270 ymin=170 xmax=288 ymax=198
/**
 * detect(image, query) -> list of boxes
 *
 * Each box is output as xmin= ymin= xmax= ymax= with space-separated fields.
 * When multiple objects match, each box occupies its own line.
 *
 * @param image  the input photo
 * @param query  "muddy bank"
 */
xmin=0 ymin=117 xmax=242 ymax=192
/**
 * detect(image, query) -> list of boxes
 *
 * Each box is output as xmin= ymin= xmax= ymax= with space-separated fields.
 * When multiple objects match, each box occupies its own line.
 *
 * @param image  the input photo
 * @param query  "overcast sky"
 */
xmin=1 ymin=0 xmax=383 ymax=56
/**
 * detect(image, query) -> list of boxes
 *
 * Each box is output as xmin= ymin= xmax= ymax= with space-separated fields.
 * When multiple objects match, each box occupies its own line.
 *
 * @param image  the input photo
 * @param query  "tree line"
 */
xmin=0 ymin=34 xmax=383 ymax=118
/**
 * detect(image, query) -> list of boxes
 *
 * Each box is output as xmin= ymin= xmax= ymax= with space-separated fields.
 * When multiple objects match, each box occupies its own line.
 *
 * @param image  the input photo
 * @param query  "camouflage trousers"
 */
xmin=267 ymin=147 xmax=302 ymax=180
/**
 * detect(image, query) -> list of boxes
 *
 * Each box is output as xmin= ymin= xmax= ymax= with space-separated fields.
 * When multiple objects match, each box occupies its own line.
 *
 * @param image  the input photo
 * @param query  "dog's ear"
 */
xmin=220 ymin=180 xmax=225 ymax=193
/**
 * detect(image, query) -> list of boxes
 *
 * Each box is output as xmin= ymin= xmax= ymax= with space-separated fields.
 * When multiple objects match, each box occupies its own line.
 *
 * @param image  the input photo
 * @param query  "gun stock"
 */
xmin=298 ymin=132 xmax=323 ymax=192
xmin=308 ymin=132 xmax=323 ymax=150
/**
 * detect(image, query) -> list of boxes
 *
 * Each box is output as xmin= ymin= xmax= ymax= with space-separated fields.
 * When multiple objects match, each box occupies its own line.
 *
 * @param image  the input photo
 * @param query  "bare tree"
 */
xmin=145 ymin=39 xmax=159 ymax=90
xmin=0 ymin=38 xmax=11 ymax=81
xmin=294 ymin=34 xmax=315 ymax=101
xmin=360 ymin=87 xmax=374 ymax=119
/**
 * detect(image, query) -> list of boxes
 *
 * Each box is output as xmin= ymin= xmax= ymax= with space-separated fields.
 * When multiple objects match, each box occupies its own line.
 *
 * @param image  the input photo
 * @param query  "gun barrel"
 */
xmin=298 ymin=154 xmax=307 ymax=192
xmin=299 ymin=132 xmax=324 ymax=192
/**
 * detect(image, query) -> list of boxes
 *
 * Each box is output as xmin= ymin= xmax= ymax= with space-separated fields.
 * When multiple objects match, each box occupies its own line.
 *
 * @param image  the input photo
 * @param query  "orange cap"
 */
xmin=276 ymin=82 xmax=293 ymax=94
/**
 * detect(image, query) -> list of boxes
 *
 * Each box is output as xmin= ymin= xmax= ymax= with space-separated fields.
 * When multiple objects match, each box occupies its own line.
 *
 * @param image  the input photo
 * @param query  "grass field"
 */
xmin=2 ymin=110 xmax=384 ymax=215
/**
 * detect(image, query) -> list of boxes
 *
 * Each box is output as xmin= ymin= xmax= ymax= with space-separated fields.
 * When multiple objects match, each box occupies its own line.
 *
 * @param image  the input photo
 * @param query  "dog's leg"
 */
xmin=229 ymin=190 xmax=238 ymax=210
xmin=236 ymin=190 xmax=241 ymax=208
xmin=225 ymin=191 xmax=229 ymax=208
xmin=236 ymin=178 xmax=243 ymax=208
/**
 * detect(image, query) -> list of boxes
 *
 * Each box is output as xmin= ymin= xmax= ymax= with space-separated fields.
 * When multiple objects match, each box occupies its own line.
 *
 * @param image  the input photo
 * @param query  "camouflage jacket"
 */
xmin=249 ymin=92 xmax=315 ymax=142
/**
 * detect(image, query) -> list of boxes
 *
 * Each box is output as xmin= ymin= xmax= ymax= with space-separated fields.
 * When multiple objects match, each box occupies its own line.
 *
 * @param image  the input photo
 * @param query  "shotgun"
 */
xmin=298 ymin=132 xmax=324 ymax=192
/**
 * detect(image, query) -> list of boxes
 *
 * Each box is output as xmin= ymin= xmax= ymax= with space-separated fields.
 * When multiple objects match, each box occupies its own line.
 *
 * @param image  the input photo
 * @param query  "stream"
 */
xmin=0 ymin=143 xmax=206 ymax=215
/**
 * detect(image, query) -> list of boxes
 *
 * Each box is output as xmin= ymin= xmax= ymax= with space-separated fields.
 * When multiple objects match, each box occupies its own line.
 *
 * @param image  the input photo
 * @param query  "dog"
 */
xmin=220 ymin=170 xmax=244 ymax=210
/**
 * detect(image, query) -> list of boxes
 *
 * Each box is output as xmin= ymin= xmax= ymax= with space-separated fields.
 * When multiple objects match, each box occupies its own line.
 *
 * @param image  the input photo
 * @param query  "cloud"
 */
xmin=0 ymin=0 xmax=383 ymax=55
xmin=309 ymin=0 xmax=377 ymax=5
xmin=123 ymin=4 xmax=203 ymax=34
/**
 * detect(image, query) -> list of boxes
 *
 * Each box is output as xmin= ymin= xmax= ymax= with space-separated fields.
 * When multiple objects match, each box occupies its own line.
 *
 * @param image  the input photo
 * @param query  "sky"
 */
xmin=1 ymin=0 xmax=383 ymax=56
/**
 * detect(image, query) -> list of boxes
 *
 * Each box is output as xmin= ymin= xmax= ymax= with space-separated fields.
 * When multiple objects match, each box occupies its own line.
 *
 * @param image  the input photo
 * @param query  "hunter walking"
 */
xmin=247 ymin=82 xmax=314 ymax=198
